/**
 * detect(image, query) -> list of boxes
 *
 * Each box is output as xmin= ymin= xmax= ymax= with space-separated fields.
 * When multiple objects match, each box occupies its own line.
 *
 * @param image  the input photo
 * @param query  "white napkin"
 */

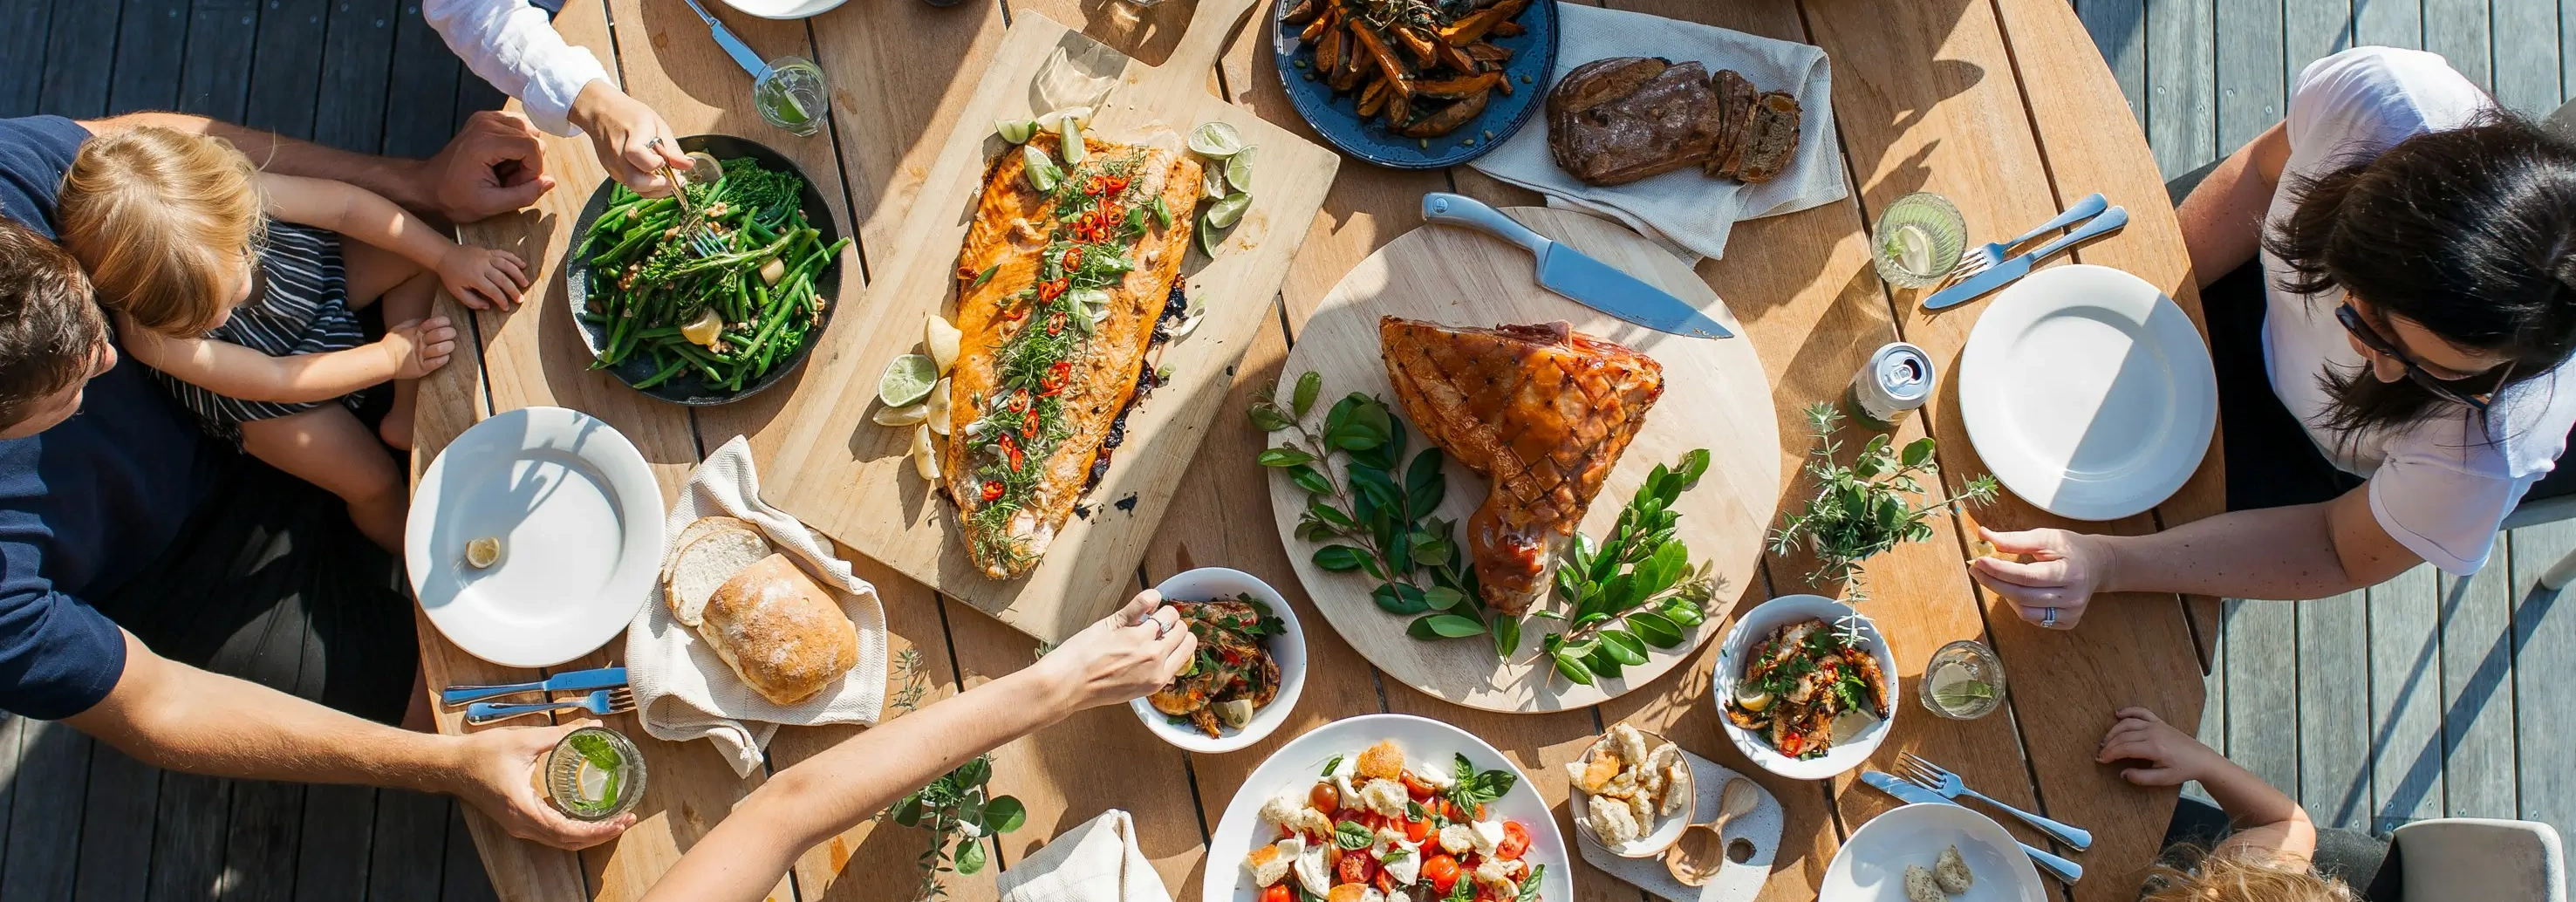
xmin=623 ymin=434 xmax=890 ymax=776
xmin=1467 ymin=4 xmax=1849 ymax=262
xmin=997 ymin=810 xmax=1172 ymax=902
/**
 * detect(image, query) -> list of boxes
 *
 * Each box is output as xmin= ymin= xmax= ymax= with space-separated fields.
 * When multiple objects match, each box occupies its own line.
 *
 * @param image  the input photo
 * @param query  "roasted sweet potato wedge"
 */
xmin=1283 ymin=0 xmax=1319 ymax=25
xmin=1415 ymin=71 xmax=1501 ymax=99
xmin=1400 ymin=89 xmax=1488 ymax=137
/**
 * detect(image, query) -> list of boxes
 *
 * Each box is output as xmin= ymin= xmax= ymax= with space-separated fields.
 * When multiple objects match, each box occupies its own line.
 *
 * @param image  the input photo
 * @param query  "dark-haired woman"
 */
xmin=1971 ymin=47 xmax=2576 ymax=628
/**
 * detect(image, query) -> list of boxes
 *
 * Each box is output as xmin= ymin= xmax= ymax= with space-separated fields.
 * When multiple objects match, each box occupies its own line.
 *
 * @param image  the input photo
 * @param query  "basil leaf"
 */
xmin=1335 ymin=820 xmax=1374 ymax=850
xmin=969 ymin=263 xmax=999 ymax=289
xmin=1517 ymin=864 xmax=1546 ymax=902
xmin=1320 ymin=754 xmax=1344 ymax=777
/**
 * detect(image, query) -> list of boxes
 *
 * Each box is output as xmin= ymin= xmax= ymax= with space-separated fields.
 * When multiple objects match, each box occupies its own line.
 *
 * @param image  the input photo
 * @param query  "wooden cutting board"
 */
xmin=1269 ymin=208 xmax=1779 ymax=713
xmin=755 ymin=0 xmax=1338 ymax=642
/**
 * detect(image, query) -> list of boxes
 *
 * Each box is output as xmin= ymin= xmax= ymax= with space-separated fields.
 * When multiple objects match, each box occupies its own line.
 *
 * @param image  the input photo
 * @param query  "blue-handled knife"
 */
xmin=441 ymin=666 xmax=628 ymax=707
xmin=1859 ymin=770 xmax=2084 ymax=885
xmin=1922 ymin=205 xmax=2132 ymax=311
xmin=678 ymin=0 xmax=776 ymax=82
xmin=1420 ymin=193 xmax=1734 ymax=339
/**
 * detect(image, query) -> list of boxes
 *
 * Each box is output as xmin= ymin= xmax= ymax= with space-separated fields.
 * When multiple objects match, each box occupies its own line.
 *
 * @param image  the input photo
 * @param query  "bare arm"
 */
xmin=1970 ymin=484 xmax=2419 ymax=628
xmin=117 ymin=314 xmax=452 ymax=404
xmin=2098 ymin=707 xmax=2316 ymax=865
xmin=2176 ymin=122 xmax=2292 ymax=287
xmin=640 ymin=594 xmax=1196 ymax=902
xmin=79 ymin=110 xmax=554 ymax=224
xmin=65 ymin=632 xmax=627 ymax=849
xmin=264 ymin=174 xmax=460 ymax=272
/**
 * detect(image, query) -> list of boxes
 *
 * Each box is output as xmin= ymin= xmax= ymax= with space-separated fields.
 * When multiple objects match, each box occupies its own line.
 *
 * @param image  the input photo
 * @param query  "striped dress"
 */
xmin=152 ymin=219 xmax=370 ymax=443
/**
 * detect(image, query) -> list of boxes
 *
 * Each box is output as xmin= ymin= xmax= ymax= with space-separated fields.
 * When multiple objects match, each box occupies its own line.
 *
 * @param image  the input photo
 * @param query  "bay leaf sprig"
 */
xmin=1537 ymin=449 xmax=1722 ymax=685
xmin=881 ymin=649 xmax=1027 ymax=900
xmin=1252 ymin=372 xmax=1502 ymax=650
xmin=1771 ymin=402 xmax=1998 ymax=604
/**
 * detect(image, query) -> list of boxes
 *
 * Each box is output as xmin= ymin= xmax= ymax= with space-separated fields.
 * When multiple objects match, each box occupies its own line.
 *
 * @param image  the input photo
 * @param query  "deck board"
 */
xmin=2364 ymin=565 xmax=2443 ymax=833
xmin=2509 ymin=521 xmax=2576 ymax=839
xmin=2296 ymin=591 xmax=2373 ymax=830
xmin=0 ymin=721 xmax=86 ymax=902
xmin=74 ymin=745 xmax=160 ymax=902
xmin=2438 ymin=561 xmax=2520 ymax=819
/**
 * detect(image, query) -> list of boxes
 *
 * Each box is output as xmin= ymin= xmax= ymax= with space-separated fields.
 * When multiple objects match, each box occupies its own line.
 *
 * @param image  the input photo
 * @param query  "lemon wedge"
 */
xmin=464 ymin=536 xmax=502 ymax=569
xmin=926 ymin=314 xmax=962 ymax=374
xmin=872 ymin=403 xmax=928 ymax=427
xmin=911 ymin=424 xmax=940 ymax=481
xmin=926 ymin=378 xmax=953 ymax=436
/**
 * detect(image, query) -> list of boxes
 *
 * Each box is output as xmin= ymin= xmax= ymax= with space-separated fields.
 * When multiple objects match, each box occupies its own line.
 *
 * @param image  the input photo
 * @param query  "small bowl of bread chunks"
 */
xmin=1567 ymin=722 xmax=1693 ymax=857
xmin=663 ymin=516 xmax=861 ymax=707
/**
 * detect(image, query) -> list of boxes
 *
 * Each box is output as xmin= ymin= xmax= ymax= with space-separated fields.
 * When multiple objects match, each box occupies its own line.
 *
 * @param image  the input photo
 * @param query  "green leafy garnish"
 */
xmin=1443 ymin=753 xmax=1517 ymax=817
xmin=1320 ymin=754 xmax=1344 ymax=777
xmin=1335 ymin=820 xmax=1375 ymax=850
xmin=1538 ymin=449 xmax=1723 ymax=684
xmin=1771 ymin=402 xmax=1998 ymax=607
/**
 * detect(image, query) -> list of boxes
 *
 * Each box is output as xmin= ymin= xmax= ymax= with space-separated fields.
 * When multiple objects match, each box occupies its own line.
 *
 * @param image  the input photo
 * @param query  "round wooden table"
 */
xmin=409 ymin=0 xmax=2222 ymax=899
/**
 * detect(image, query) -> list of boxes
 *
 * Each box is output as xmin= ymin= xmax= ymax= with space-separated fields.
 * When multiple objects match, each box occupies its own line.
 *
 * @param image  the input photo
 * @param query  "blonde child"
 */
xmin=56 ymin=127 xmax=530 ymax=551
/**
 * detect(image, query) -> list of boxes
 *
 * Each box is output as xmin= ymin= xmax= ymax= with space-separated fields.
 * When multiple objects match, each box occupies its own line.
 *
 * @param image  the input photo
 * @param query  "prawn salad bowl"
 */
xmin=1131 ymin=567 xmax=1309 ymax=753
xmin=1210 ymin=714 xmax=1570 ymax=902
xmin=1713 ymin=594 xmax=1898 ymax=781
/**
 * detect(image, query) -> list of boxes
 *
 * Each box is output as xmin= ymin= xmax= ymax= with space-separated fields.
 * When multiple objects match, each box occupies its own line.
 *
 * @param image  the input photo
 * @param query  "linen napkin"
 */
xmin=624 ymin=434 xmax=890 ymax=776
xmin=1466 ymin=4 xmax=1848 ymax=262
xmin=997 ymin=810 xmax=1172 ymax=902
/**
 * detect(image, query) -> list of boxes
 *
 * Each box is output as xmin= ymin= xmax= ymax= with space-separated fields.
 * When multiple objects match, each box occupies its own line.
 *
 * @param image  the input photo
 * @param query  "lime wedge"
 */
xmin=878 ymin=353 xmax=939 ymax=407
xmin=1206 ymin=192 xmax=1252 ymax=229
xmin=1188 ymin=121 xmax=1244 ymax=157
xmin=1059 ymin=117 xmax=1087 ymax=166
xmin=1198 ymin=215 xmax=1230 ymax=256
xmin=1895 ymin=224 xmax=1933 ymax=275
xmin=996 ymin=119 xmax=1038 ymax=144
xmin=1225 ymin=146 xmax=1256 ymax=193
xmin=1022 ymin=144 xmax=1058 ymax=193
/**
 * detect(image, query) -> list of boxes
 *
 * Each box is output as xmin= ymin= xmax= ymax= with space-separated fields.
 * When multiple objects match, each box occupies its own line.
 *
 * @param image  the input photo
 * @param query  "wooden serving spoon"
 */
xmin=1664 ymin=777 xmax=1761 ymax=886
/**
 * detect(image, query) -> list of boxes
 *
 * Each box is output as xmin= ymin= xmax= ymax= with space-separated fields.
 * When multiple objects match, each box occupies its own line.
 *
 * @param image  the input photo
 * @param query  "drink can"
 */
xmin=1848 ymin=342 xmax=1934 ymax=427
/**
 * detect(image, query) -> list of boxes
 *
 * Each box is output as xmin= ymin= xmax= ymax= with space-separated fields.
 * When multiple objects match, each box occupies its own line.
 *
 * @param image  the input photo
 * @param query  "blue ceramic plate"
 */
xmin=1271 ymin=0 xmax=1560 ymax=169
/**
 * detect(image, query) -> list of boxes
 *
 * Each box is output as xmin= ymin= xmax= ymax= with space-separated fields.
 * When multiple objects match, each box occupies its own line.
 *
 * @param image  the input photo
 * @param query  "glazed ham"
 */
xmin=945 ymin=132 xmax=1201 ymax=578
xmin=1379 ymin=318 xmax=1664 ymax=613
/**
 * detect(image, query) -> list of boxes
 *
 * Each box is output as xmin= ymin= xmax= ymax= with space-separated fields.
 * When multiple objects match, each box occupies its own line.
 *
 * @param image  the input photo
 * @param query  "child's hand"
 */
xmin=379 ymin=317 xmax=459 ymax=379
xmin=439 ymin=244 xmax=531 ymax=311
xmin=2096 ymin=707 xmax=2223 ymax=787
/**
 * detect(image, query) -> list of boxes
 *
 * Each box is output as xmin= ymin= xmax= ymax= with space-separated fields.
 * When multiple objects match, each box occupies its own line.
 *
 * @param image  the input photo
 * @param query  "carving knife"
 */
xmin=1922 ymin=205 xmax=2132 ymax=311
xmin=1420 ymin=192 xmax=1734 ymax=339
xmin=441 ymin=666 xmax=628 ymax=707
xmin=1858 ymin=770 xmax=2085 ymax=885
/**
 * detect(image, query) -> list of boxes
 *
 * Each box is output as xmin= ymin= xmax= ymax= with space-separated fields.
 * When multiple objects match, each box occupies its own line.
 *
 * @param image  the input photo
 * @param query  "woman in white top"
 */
xmin=426 ymin=0 xmax=691 ymax=195
xmin=1973 ymin=47 xmax=2576 ymax=628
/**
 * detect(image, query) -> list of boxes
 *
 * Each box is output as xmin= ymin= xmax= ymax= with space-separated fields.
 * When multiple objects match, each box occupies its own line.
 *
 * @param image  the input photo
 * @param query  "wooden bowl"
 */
xmin=1568 ymin=727 xmax=1695 ymax=858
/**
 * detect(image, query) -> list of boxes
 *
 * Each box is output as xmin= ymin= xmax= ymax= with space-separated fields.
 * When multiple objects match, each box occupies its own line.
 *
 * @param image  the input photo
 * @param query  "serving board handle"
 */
xmin=1160 ymin=0 xmax=1261 ymax=87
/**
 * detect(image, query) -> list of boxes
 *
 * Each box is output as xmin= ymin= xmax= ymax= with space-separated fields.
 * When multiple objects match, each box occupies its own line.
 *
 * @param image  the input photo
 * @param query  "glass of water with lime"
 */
xmin=1919 ymin=639 xmax=2005 ymax=720
xmin=1871 ymin=191 xmax=1967 ymax=290
xmin=755 ymin=56 xmax=829 ymax=137
xmin=542 ymin=726 xmax=646 ymax=821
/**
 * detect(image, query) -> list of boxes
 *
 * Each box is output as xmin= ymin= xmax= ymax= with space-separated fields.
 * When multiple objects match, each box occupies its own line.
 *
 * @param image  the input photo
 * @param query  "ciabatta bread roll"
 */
xmin=698 ymin=553 xmax=858 ymax=706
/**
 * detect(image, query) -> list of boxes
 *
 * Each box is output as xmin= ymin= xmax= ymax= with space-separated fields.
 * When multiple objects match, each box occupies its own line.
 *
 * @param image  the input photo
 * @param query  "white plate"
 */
xmin=715 ymin=0 xmax=846 ymax=18
xmin=1568 ymin=728 xmax=1694 ymax=857
xmin=407 ymin=407 xmax=666 ymax=667
xmin=1712 ymin=595 xmax=1898 ymax=781
xmin=1822 ymin=803 xmax=2046 ymax=902
xmin=1202 ymin=713 xmax=1575 ymax=902
xmin=1956 ymin=263 xmax=2217 ymax=521
xmin=1131 ymin=567 xmax=1308 ymax=753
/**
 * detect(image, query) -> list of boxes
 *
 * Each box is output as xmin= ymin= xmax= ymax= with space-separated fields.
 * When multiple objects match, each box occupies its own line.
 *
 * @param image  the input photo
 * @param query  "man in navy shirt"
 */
xmin=0 ymin=109 xmax=623 ymax=849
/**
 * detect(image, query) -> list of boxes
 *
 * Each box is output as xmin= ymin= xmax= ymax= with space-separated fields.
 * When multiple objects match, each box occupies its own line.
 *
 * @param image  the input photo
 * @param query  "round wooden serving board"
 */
xmin=1271 ymin=207 xmax=1779 ymax=713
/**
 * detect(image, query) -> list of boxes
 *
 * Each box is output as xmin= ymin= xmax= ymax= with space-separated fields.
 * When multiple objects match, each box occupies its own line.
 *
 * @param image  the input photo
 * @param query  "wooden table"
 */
xmin=408 ymin=0 xmax=2223 ymax=899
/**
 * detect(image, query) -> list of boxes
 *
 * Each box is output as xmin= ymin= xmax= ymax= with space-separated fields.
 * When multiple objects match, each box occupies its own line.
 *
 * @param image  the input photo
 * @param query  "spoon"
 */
xmin=1664 ymin=777 xmax=1761 ymax=886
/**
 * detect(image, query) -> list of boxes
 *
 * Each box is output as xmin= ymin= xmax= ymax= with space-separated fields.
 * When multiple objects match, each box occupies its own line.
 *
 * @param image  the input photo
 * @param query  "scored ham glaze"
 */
xmin=945 ymin=132 xmax=1202 ymax=578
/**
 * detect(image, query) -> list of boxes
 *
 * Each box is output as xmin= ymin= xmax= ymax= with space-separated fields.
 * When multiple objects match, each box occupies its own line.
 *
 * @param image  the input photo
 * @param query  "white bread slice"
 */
xmin=664 ymin=516 xmax=771 ymax=626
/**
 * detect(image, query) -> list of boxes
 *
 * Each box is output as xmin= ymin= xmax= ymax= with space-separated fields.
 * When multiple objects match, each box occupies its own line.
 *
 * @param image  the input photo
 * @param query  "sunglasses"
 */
xmin=2335 ymin=303 xmax=2504 ymax=411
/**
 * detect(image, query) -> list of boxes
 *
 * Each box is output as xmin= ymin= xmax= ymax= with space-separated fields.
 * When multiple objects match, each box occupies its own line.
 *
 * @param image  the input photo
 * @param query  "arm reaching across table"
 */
xmin=638 ymin=591 xmax=1198 ymax=902
xmin=79 ymin=110 xmax=555 ymax=224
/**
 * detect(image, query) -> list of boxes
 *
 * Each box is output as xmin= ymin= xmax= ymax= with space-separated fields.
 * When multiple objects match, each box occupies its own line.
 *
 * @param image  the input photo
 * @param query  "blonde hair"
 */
xmin=2142 ymin=847 xmax=2361 ymax=902
xmin=56 ymin=126 xmax=266 ymax=336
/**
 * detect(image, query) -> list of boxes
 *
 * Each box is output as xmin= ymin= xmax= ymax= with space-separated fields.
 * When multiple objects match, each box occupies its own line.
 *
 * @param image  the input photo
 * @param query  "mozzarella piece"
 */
xmin=1438 ymin=823 xmax=1477 ymax=856
xmin=1473 ymin=858 xmax=1523 ymax=895
xmin=1382 ymin=839 xmax=1424 ymax=886
xmin=1329 ymin=755 xmax=1364 ymax=810
xmin=1291 ymin=837 xmax=1331 ymax=897
xmin=1469 ymin=820 xmax=1506 ymax=857
xmin=1409 ymin=765 xmax=1455 ymax=790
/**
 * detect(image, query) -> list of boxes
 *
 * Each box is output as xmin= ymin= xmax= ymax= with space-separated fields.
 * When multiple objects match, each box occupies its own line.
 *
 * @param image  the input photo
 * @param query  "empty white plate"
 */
xmin=407 ymin=407 xmax=666 ymax=667
xmin=1957 ymin=264 xmax=2217 ymax=521
xmin=1823 ymin=803 xmax=2046 ymax=901
xmin=716 ymin=0 xmax=847 ymax=18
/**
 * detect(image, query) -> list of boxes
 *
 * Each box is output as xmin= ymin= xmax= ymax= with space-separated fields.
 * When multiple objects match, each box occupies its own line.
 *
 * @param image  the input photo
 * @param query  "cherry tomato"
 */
xmin=1373 ymin=870 xmax=1397 ymax=895
xmin=1423 ymin=854 xmax=1461 ymax=894
xmin=1495 ymin=822 xmax=1530 ymax=861
xmin=1261 ymin=884 xmax=1291 ymax=902
xmin=1310 ymin=782 xmax=1340 ymax=812
xmin=1399 ymin=772 xmax=1439 ymax=800
xmin=1404 ymin=817 xmax=1431 ymax=843
xmin=1336 ymin=851 xmax=1374 ymax=885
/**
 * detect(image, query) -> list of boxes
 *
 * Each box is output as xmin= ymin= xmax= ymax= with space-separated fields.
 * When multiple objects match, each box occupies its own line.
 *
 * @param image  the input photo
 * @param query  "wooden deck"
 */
xmin=2070 ymin=0 xmax=2576 ymax=844
xmin=0 ymin=0 xmax=2567 ymax=899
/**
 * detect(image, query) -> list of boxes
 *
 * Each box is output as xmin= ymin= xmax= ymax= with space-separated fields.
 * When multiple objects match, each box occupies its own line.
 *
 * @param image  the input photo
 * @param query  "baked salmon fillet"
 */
xmin=944 ymin=132 xmax=1201 ymax=578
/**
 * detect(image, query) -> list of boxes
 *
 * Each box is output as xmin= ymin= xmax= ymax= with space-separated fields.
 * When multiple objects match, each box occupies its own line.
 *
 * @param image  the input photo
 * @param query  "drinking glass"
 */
xmin=1871 ymin=192 xmax=1967 ymax=290
xmin=755 ymin=56 xmax=830 ymax=137
xmin=1918 ymin=639 xmax=2006 ymax=720
xmin=543 ymin=726 xmax=647 ymax=821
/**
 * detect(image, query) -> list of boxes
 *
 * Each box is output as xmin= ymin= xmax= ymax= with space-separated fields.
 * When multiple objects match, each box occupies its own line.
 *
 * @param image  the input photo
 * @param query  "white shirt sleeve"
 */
xmin=2368 ymin=449 xmax=2537 ymax=574
xmin=423 ymin=0 xmax=614 ymax=137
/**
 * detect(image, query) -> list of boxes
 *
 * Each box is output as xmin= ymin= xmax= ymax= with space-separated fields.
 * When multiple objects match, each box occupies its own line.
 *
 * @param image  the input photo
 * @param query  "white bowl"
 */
xmin=1822 ymin=803 xmax=2046 ymax=901
xmin=1568 ymin=727 xmax=1695 ymax=857
xmin=1130 ymin=567 xmax=1308 ymax=753
xmin=1199 ymin=713 xmax=1575 ymax=902
xmin=1711 ymin=594 xmax=1899 ymax=781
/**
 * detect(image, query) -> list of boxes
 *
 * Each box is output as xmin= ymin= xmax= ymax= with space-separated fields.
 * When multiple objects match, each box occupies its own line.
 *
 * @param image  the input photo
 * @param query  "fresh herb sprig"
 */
xmin=1771 ymin=402 xmax=1998 ymax=606
xmin=1443 ymin=753 xmax=1519 ymax=817
xmin=1536 ymin=450 xmax=1724 ymax=685
xmin=882 ymin=649 xmax=1028 ymax=900
xmin=1253 ymin=372 xmax=1501 ymax=649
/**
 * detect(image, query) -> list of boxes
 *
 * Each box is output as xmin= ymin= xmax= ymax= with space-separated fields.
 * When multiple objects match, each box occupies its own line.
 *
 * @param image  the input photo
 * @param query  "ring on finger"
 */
xmin=2040 ymin=607 xmax=2060 ymax=628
